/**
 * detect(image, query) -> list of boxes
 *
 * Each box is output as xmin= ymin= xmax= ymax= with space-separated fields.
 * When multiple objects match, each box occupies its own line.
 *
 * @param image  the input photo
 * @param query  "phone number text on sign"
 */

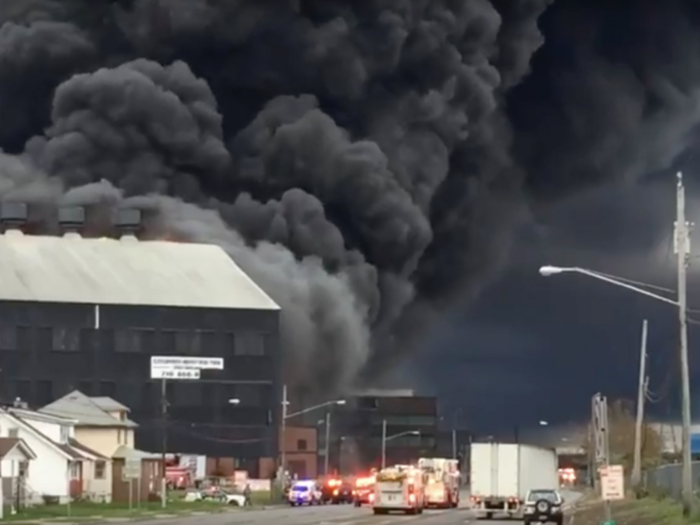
xmin=151 ymin=369 xmax=200 ymax=379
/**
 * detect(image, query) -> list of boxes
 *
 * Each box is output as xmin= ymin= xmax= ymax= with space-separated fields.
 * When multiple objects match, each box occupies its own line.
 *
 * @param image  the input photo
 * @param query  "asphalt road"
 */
xmin=129 ymin=489 xmax=582 ymax=525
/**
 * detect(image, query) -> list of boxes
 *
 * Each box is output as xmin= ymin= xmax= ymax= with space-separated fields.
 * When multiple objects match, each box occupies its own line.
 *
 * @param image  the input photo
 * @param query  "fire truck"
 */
xmin=371 ymin=465 xmax=426 ymax=515
xmin=418 ymin=457 xmax=460 ymax=508
xmin=320 ymin=477 xmax=353 ymax=504
xmin=353 ymin=475 xmax=375 ymax=507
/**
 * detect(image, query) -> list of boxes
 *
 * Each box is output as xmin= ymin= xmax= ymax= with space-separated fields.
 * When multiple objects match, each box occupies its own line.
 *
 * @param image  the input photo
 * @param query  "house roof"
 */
xmin=89 ymin=397 xmax=129 ymax=413
xmin=112 ymin=445 xmax=160 ymax=460
xmin=0 ymin=229 xmax=279 ymax=310
xmin=0 ymin=437 xmax=36 ymax=460
xmin=40 ymin=391 xmax=138 ymax=428
xmin=3 ymin=411 xmax=84 ymax=460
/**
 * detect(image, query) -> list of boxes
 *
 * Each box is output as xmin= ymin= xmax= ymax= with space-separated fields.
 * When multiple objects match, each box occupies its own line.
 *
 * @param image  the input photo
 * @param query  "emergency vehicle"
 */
xmin=371 ymin=465 xmax=426 ymax=515
xmin=320 ymin=477 xmax=353 ymax=504
xmin=353 ymin=475 xmax=375 ymax=506
xmin=418 ymin=457 xmax=460 ymax=508
xmin=287 ymin=480 xmax=322 ymax=506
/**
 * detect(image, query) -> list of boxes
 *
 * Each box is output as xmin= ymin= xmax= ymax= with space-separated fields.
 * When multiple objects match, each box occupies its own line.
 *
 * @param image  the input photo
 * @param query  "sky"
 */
xmin=414 ymin=179 xmax=700 ymax=434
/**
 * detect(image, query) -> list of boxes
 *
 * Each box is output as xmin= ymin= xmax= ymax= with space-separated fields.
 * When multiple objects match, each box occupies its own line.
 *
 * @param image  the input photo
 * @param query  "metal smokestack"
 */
xmin=114 ymin=208 xmax=141 ymax=241
xmin=57 ymin=206 xmax=85 ymax=238
xmin=0 ymin=202 xmax=27 ymax=234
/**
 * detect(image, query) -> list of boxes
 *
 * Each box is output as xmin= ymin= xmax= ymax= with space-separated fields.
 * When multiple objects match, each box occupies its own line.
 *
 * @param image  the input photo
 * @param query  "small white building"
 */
xmin=0 ymin=406 xmax=102 ymax=504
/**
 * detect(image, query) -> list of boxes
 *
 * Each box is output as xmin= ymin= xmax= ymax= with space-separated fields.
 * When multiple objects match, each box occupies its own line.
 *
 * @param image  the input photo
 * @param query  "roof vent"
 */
xmin=13 ymin=397 xmax=27 ymax=409
xmin=114 ymin=208 xmax=141 ymax=240
xmin=0 ymin=202 xmax=27 ymax=232
xmin=58 ymin=206 xmax=85 ymax=237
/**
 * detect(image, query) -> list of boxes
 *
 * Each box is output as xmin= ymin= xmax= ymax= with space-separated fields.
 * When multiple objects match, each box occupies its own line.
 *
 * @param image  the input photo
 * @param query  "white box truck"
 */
xmin=470 ymin=443 xmax=558 ymax=519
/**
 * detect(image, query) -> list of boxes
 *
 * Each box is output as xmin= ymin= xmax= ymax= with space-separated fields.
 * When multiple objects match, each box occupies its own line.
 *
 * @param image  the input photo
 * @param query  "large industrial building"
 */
xmin=0 ymin=203 xmax=280 ymax=470
xmin=330 ymin=389 xmax=439 ymax=472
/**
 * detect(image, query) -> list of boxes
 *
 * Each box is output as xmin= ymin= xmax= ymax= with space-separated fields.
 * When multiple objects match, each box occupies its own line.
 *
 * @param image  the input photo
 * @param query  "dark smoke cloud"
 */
xmin=3 ymin=0 xmax=700 ymax=397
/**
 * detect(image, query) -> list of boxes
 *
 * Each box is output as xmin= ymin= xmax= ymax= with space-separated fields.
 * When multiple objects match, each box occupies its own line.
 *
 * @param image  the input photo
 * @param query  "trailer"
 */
xmin=469 ymin=443 xmax=558 ymax=519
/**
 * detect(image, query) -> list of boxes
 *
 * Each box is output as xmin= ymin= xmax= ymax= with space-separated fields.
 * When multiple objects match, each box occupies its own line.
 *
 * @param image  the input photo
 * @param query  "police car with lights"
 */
xmin=523 ymin=489 xmax=564 ymax=525
xmin=287 ymin=480 xmax=322 ymax=506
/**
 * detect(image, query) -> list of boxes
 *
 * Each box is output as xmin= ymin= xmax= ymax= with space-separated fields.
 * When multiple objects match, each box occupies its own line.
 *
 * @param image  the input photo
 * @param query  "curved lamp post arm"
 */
xmin=539 ymin=266 xmax=679 ymax=307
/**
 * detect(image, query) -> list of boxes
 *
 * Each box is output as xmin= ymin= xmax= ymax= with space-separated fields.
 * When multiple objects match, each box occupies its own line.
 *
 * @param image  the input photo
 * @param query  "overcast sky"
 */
xmin=413 ymin=178 xmax=700 ymax=434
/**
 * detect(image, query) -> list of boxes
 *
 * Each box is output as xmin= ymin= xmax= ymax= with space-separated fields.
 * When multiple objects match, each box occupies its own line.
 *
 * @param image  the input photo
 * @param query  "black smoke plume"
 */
xmin=2 ymin=0 xmax=700 ymax=394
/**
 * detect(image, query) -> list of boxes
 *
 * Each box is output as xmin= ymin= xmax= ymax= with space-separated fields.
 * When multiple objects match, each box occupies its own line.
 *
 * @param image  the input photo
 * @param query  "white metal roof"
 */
xmin=0 ymin=230 xmax=279 ymax=310
xmin=40 ymin=390 xmax=138 ymax=428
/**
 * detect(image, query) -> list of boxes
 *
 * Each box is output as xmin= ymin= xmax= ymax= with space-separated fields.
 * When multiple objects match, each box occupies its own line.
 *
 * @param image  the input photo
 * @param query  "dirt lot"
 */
xmin=571 ymin=497 xmax=700 ymax=525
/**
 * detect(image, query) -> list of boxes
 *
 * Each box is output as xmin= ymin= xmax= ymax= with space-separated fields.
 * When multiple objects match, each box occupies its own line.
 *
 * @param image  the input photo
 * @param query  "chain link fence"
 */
xmin=643 ymin=461 xmax=700 ymax=499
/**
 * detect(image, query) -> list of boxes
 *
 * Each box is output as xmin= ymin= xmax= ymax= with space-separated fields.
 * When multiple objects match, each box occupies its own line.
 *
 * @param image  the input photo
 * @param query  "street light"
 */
xmin=381 ymin=419 xmax=420 ymax=468
xmin=279 ymin=384 xmax=345 ymax=483
xmin=539 ymin=262 xmax=693 ymax=512
xmin=538 ymin=266 xmax=679 ymax=306
xmin=539 ymin=420 xmax=548 ymax=426
xmin=228 ymin=398 xmax=241 ymax=405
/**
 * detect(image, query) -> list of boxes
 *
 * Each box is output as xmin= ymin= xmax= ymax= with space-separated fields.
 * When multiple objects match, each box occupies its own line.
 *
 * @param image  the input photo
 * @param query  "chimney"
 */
xmin=0 ymin=202 xmax=27 ymax=234
xmin=114 ymin=208 xmax=141 ymax=241
xmin=57 ymin=206 xmax=85 ymax=238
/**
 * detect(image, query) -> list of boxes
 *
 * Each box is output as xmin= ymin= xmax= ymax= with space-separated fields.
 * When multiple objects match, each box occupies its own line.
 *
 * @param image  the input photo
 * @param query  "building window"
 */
xmin=8 ymin=428 xmax=18 ymax=438
xmin=60 ymin=426 xmax=69 ymax=444
xmin=139 ymin=329 xmax=156 ymax=352
xmin=175 ymin=331 xmax=201 ymax=355
xmin=52 ymin=327 xmax=80 ymax=352
xmin=0 ymin=325 xmax=17 ymax=351
xmin=221 ymin=332 xmax=235 ymax=354
xmin=115 ymin=329 xmax=141 ymax=352
xmin=17 ymin=327 xmax=31 ymax=351
xmin=117 ymin=429 xmax=123 ymax=444
xmin=297 ymin=439 xmax=308 ymax=451
xmin=94 ymin=460 xmax=106 ymax=479
xmin=97 ymin=328 xmax=114 ymax=352
xmin=79 ymin=329 xmax=96 ymax=351
xmin=69 ymin=462 xmax=80 ymax=479
xmin=372 ymin=415 xmax=437 ymax=426
xmin=201 ymin=331 xmax=221 ymax=353
xmin=234 ymin=333 xmax=265 ymax=356
xmin=18 ymin=461 xmax=28 ymax=477
xmin=160 ymin=330 xmax=175 ymax=353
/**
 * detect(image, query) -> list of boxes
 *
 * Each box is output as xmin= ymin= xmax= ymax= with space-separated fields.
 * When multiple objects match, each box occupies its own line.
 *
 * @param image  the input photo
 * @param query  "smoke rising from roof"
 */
xmin=2 ymin=0 xmax=700 ymax=394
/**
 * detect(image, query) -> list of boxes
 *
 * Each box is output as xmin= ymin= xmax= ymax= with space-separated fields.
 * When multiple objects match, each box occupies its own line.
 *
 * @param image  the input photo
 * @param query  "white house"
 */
xmin=0 ymin=406 xmax=105 ymax=504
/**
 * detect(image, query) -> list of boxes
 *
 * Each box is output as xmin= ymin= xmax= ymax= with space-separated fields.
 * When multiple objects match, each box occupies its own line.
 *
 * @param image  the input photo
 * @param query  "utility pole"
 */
xmin=674 ymin=172 xmax=693 ymax=517
xmin=280 ymin=384 xmax=288 ymax=485
xmin=452 ymin=429 xmax=457 ymax=460
xmin=631 ymin=319 xmax=648 ymax=487
xmin=381 ymin=419 xmax=387 ymax=469
xmin=160 ymin=379 xmax=168 ymax=509
xmin=592 ymin=393 xmax=612 ymax=524
xmin=324 ymin=411 xmax=331 ymax=476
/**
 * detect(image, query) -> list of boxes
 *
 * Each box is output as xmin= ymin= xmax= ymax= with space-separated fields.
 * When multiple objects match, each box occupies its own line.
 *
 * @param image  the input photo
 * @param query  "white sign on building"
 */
xmin=149 ymin=355 xmax=224 ymax=380
xmin=150 ymin=356 xmax=224 ymax=370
